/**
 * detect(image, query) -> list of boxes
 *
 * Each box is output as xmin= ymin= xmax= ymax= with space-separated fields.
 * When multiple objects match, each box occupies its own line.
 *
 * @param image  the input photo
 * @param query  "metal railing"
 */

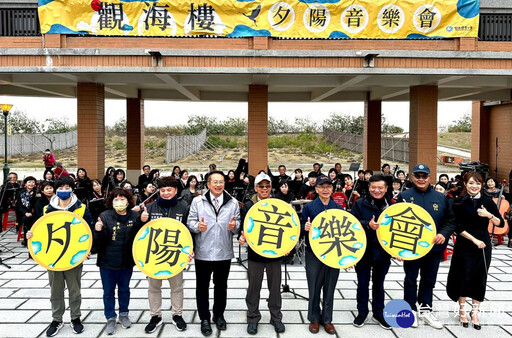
xmin=323 ymin=128 xmax=409 ymax=163
xmin=479 ymin=14 xmax=512 ymax=41
xmin=0 ymin=130 xmax=77 ymax=156
xmin=166 ymin=129 xmax=207 ymax=163
xmin=0 ymin=8 xmax=40 ymax=36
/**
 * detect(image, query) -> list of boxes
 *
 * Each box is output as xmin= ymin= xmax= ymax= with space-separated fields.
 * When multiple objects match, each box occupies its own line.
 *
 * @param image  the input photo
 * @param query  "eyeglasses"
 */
xmin=257 ymin=185 xmax=271 ymax=189
xmin=317 ymin=185 xmax=333 ymax=190
xmin=210 ymin=180 xmax=225 ymax=185
xmin=413 ymin=173 xmax=429 ymax=180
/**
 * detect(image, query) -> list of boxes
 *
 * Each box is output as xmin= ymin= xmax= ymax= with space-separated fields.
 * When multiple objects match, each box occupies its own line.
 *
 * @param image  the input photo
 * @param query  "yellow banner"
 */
xmin=29 ymin=211 xmax=92 ymax=271
xmin=244 ymin=198 xmax=300 ymax=258
xmin=132 ymin=218 xmax=193 ymax=279
xmin=38 ymin=0 xmax=479 ymax=39
xmin=377 ymin=203 xmax=437 ymax=260
xmin=309 ymin=209 xmax=366 ymax=269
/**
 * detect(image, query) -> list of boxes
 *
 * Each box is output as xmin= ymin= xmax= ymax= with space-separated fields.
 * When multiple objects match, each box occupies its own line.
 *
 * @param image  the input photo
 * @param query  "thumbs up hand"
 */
xmin=369 ymin=215 xmax=379 ymax=230
xmin=228 ymin=215 xmax=236 ymax=231
xmin=305 ymin=217 xmax=312 ymax=231
xmin=238 ymin=231 xmax=246 ymax=246
xmin=477 ymin=205 xmax=491 ymax=219
xmin=95 ymin=217 xmax=103 ymax=231
xmin=199 ymin=216 xmax=207 ymax=232
xmin=141 ymin=206 xmax=149 ymax=223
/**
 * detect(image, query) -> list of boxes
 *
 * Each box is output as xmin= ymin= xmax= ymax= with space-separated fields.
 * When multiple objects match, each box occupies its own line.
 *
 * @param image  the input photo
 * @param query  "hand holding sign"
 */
xmin=228 ymin=216 xmax=236 ymax=231
xmin=238 ymin=231 xmax=246 ymax=246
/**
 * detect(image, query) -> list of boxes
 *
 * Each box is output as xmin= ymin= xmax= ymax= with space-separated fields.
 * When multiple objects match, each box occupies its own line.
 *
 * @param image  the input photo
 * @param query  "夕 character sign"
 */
xmin=29 ymin=211 xmax=92 ymax=271
xmin=244 ymin=198 xmax=300 ymax=258
xmin=309 ymin=209 xmax=366 ymax=269
xmin=133 ymin=218 xmax=193 ymax=279
xmin=377 ymin=203 xmax=437 ymax=260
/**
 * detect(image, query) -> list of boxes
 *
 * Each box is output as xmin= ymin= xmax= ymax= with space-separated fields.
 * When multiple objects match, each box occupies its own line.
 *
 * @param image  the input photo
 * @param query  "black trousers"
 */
xmin=305 ymin=250 xmax=339 ymax=324
xmin=403 ymin=251 xmax=442 ymax=312
xmin=246 ymin=259 xmax=282 ymax=324
xmin=355 ymin=257 xmax=391 ymax=318
xmin=195 ymin=259 xmax=231 ymax=321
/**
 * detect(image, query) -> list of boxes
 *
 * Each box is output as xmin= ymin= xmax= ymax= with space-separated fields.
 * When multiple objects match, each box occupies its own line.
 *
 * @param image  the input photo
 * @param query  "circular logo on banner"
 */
xmin=309 ymin=209 xmax=366 ymax=269
xmin=133 ymin=218 xmax=193 ymax=279
xmin=377 ymin=203 xmax=436 ymax=260
xmin=29 ymin=211 xmax=92 ymax=271
xmin=244 ymin=198 xmax=300 ymax=258
xmin=383 ymin=299 xmax=414 ymax=328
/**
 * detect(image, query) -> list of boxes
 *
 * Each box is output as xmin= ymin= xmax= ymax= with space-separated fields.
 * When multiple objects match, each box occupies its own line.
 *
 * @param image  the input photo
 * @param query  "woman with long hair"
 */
xmin=446 ymin=172 xmax=504 ymax=330
xmin=180 ymin=175 xmax=201 ymax=205
xmin=89 ymin=179 xmax=107 ymax=220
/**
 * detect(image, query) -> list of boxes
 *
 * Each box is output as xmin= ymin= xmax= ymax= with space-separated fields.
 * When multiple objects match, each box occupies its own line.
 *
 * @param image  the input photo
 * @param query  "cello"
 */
xmin=488 ymin=182 xmax=510 ymax=239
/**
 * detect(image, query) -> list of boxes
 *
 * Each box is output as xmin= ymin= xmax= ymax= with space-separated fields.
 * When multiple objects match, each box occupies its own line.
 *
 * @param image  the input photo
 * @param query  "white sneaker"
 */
xmin=411 ymin=311 xmax=418 ymax=328
xmin=419 ymin=311 xmax=443 ymax=329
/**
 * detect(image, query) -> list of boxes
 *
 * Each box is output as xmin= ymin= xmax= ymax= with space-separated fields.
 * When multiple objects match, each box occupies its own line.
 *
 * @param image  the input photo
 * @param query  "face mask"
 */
xmin=56 ymin=190 xmax=72 ymax=200
xmin=113 ymin=200 xmax=128 ymax=212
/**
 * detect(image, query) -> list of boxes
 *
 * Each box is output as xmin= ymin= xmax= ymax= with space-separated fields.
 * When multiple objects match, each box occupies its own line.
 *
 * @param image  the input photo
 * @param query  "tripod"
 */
xmin=281 ymin=254 xmax=308 ymax=300
xmin=236 ymin=243 xmax=248 ymax=270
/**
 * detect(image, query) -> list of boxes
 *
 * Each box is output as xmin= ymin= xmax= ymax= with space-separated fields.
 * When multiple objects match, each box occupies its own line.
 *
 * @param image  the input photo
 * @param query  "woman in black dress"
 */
xmin=446 ymin=172 xmax=504 ymax=330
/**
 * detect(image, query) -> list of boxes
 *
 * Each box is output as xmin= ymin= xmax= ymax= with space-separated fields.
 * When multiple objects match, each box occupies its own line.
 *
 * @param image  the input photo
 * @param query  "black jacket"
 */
xmin=350 ymin=194 xmax=391 ymax=261
xmin=95 ymin=209 xmax=143 ymax=270
xmin=145 ymin=198 xmax=189 ymax=224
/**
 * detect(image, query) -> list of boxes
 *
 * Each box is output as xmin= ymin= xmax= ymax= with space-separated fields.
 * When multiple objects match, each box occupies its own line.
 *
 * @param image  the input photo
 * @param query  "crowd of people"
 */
xmin=0 ymin=155 xmax=511 ymax=336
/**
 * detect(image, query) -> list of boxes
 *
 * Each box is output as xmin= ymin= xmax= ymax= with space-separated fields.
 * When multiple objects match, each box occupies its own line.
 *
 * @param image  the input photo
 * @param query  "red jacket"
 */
xmin=43 ymin=153 xmax=55 ymax=167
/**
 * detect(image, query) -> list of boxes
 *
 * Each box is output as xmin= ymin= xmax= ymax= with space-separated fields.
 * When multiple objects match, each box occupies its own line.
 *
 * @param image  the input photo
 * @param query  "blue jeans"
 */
xmin=99 ymin=267 xmax=133 ymax=319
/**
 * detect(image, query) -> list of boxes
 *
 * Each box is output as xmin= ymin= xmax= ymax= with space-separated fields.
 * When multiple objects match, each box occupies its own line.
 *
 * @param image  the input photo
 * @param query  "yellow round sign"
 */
xmin=377 ymin=203 xmax=437 ymax=260
xmin=133 ymin=218 xmax=193 ymax=279
xmin=29 ymin=211 xmax=92 ymax=271
xmin=309 ymin=209 xmax=366 ymax=269
xmin=244 ymin=198 xmax=300 ymax=258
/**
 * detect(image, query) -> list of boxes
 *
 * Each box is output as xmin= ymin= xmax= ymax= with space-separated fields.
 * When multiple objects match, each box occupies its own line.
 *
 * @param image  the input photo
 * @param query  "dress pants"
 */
xmin=305 ymin=250 xmax=339 ymax=324
xmin=195 ymin=259 xmax=231 ymax=321
xmin=355 ymin=257 xmax=391 ymax=318
xmin=246 ymin=259 xmax=283 ymax=324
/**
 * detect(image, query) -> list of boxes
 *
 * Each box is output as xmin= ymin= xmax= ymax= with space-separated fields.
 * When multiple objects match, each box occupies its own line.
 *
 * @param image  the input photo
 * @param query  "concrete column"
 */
xmin=126 ymin=92 xmax=145 ymax=183
xmin=487 ymin=103 xmax=512 ymax=181
xmin=77 ymin=83 xmax=105 ymax=180
xmin=471 ymin=101 xmax=490 ymax=164
xmin=409 ymin=85 xmax=438 ymax=181
xmin=363 ymin=98 xmax=382 ymax=172
xmin=248 ymin=85 xmax=268 ymax=176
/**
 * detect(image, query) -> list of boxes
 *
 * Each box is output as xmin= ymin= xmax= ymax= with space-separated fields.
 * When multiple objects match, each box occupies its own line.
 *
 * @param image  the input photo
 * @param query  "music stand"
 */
xmin=236 ymin=244 xmax=248 ymax=270
xmin=349 ymin=163 xmax=360 ymax=181
xmin=281 ymin=256 xmax=308 ymax=300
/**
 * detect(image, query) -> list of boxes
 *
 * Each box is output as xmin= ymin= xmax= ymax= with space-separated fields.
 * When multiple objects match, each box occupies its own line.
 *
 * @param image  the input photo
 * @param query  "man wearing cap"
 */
xmin=301 ymin=175 xmax=342 ymax=335
xmin=239 ymin=173 xmax=285 ymax=335
xmin=397 ymin=164 xmax=455 ymax=329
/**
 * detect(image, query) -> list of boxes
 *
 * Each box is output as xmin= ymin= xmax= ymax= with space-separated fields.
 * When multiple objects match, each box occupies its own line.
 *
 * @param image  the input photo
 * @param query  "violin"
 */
xmin=488 ymin=182 xmax=510 ymax=236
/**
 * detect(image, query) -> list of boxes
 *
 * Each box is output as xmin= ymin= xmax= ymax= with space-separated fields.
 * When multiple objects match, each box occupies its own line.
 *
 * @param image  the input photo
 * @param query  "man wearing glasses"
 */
xmin=239 ymin=173 xmax=286 ymax=335
xmin=188 ymin=171 xmax=240 ymax=336
xmin=302 ymin=175 xmax=342 ymax=335
xmin=397 ymin=164 xmax=455 ymax=329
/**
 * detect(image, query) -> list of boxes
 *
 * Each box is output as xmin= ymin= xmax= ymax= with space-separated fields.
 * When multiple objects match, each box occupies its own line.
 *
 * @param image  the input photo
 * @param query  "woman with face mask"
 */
xmin=94 ymin=188 xmax=148 ymax=335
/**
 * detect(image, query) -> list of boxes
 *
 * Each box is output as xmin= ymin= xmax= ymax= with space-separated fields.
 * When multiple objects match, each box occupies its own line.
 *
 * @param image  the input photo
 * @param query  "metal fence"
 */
xmin=0 ymin=9 xmax=40 ymax=36
xmin=323 ymin=128 xmax=409 ymax=163
xmin=0 ymin=130 xmax=77 ymax=156
xmin=166 ymin=129 xmax=207 ymax=163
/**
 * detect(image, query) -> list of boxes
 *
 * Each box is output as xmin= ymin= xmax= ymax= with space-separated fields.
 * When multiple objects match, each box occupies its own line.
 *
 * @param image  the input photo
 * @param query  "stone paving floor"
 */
xmin=1 ymin=228 xmax=512 ymax=338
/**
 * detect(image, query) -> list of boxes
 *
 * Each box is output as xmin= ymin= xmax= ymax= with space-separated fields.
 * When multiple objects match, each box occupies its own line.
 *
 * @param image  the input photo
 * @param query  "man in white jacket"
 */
xmin=187 ymin=171 xmax=240 ymax=336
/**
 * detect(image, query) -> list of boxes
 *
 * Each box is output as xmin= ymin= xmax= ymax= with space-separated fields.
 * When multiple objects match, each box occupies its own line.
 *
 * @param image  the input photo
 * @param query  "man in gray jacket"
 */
xmin=187 ymin=171 xmax=241 ymax=336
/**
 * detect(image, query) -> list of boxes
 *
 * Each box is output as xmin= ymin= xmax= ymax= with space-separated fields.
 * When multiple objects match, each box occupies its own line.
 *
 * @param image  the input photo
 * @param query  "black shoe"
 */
xmin=270 ymin=320 xmax=285 ymax=333
xmin=172 ymin=315 xmax=187 ymax=331
xmin=200 ymin=320 xmax=212 ymax=336
xmin=46 ymin=321 xmax=63 ymax=337
xmin=353 ymin=315 xmax=366 ymax=328
xmin=212 ymin=316 xmax=226 ymax=330
xmin=21 ymin=239 xmax=27 ymax=247
xmin=71 ymin=317 xmax=84 ymax=334
xmin=144 ymin=316 xmax=162 ymax=334
xmin=508 ymin=241 xmax=512 ymax=248
xmin=372 ymin=316 xmax=392 ymax=330
xmin=247 ymin=322 xmax=258 ymax=335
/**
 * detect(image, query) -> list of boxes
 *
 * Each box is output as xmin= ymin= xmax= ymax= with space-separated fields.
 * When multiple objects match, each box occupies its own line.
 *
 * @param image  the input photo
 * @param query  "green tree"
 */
xmin=112 ymin=117 xmax=127 ymax=133
xmin=448 ymin=112 xmax=471 ymax=132
xmin=0 ymin=109 xmax=38 ymax=134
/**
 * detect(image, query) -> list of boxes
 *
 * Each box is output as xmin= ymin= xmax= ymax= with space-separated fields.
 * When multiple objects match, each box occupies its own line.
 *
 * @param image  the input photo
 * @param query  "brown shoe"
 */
xmin=309 ymin=322 xmax=320 ymax=334
xmin=324 ymin=323 xmax=336 ymax=335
